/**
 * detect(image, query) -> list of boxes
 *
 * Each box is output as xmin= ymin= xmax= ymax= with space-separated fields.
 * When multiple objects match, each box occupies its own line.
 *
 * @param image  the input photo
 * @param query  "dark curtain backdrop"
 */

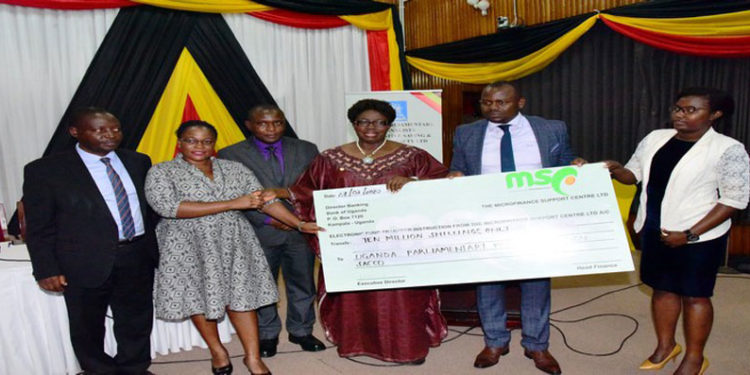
xmin=508 ymin=22 xmax=750 ymax=220
xmin=514 ymin=22 xmax=750 ymax=163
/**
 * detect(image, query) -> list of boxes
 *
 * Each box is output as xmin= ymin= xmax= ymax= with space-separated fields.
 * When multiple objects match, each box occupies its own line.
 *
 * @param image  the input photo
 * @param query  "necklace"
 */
xmin=356 ymin=139 xmax=387 ymax=164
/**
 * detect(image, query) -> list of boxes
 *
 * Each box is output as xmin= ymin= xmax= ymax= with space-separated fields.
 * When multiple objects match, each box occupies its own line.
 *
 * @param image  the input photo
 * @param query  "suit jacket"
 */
xmin=450 ymin=115 xmax=576 ymax=175
xmin=23 ymin=149 xmax=158 ymax=288
xmin=218 ymin=136 xmax=319 ymax=247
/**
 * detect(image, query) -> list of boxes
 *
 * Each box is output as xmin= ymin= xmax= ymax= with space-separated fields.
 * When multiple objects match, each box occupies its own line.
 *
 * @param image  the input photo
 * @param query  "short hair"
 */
xmin=175 ymin=120 xmax=218 ymax=139
xmin=675 ymin=87 xmax=734 ymax=117
xmin=69 ymin=107 xmax=118 ymax=128
xmin=347 ymin=99 xmax=397 ymax=124
xmin=675 ymin=87 xmax=734 ymax=128
xmin=247 ymin=104 xmax=285 ymax=121
xmin=484 ymin=81 xmax=523 ymax=98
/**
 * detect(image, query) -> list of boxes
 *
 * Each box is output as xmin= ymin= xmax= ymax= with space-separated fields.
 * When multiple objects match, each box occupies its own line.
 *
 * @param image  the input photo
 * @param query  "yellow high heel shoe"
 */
xmin=638 ymin=343 xmax=682 ymax=370
xmin=698 ymin=357 xmax=709 ymax=375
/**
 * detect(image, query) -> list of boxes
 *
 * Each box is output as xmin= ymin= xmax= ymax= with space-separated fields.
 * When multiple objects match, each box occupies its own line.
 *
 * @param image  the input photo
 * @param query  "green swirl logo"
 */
xmin=505 ymin=167 xmax=578 ymax=195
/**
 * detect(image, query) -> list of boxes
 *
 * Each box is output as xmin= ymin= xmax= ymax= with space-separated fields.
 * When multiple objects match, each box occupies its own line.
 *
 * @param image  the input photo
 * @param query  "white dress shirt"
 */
xmin=76 ymin=144 xmax=145 ymax=239
xmin=481 ymin=112 xmax=542 ymax=174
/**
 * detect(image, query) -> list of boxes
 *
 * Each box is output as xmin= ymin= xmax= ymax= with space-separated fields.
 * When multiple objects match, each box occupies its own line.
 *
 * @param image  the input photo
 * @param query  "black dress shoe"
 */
xmin=288 ymin=334 xmax=326 ymax=352
xmin=211 ymin=362 xmax=233 ymax=375
xmin=259 ymin=337 xmax=279 ymax=358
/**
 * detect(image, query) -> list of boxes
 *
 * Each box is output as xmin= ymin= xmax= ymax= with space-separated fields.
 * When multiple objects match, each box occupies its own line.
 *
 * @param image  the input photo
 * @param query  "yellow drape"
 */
xmin=600 ymin=10 xmax=750 ymax=36
xmin=137 ymin=48 xmax=246 ymax=164
xmin=130 ymin=0 xmax=270 ymax=13
xmin=406 ymin=15 xmax=598 ymax=84
xmin=612 ymin=180 xmax=637 ymax=250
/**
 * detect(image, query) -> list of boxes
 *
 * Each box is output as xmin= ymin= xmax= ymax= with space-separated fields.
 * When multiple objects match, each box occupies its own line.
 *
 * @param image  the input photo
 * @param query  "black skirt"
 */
xmin=640 ymin=228 xmax=727 ymax=297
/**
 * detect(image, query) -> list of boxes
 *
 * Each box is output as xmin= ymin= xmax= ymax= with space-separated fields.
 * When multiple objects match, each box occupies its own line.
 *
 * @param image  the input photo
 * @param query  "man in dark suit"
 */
xmin=24 ymin=108 xmax=157 ymax=375
xmin=449 ymin=82 xmax=583 ymax=375
xmin=218 ymin=104 xmax=324 ymax=357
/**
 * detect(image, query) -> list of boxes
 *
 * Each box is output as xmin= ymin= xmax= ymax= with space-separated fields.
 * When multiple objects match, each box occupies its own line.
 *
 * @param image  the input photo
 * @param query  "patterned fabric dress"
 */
xmin=289 ymin=145 xmax=449 ymax=363
xmin=145 ymin=157 xmax=278 ymax=320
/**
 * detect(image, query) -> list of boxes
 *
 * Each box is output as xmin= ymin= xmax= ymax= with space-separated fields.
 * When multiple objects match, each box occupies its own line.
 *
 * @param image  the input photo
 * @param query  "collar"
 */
xmin=253 ymin=137 xmax=282 ymax=151
xmin=488 ymin=112 xmax=524 ymax=127
xmin=76 ymin=143 xmax=117 ymax=164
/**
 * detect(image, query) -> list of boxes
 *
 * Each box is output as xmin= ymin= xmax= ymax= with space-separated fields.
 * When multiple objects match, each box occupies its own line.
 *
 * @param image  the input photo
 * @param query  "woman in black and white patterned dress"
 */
xmin=145 ymin=120 xmax=320 ymax=375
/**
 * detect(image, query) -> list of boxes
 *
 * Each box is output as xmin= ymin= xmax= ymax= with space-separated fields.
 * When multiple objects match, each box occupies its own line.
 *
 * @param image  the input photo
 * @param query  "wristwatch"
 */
xmin=683 ymin=230 xmax=700 ymax=243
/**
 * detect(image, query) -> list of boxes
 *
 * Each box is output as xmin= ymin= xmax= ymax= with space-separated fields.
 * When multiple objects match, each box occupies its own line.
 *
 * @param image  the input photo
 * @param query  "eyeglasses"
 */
xmin=254 ymin=120 xmax=285 ymax=130
xmin=668 ymin=105 xmax=709 ymax=115
xmin=479 ymin=99 xmax=514 ymax=107
xmin=180 ymin=138 xmax=215 ymax=146
xmin=353 ymin=119 xmax=390 ymax=128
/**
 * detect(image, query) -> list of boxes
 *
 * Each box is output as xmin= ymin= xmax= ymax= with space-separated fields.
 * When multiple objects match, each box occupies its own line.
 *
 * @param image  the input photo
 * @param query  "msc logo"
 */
xmin=505 ymin=167 xmax=578 ymax=195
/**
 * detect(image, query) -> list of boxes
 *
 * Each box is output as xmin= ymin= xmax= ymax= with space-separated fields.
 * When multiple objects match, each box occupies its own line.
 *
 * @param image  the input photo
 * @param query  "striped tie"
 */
xmin=100 ymin=157 xmax=136 ymax=240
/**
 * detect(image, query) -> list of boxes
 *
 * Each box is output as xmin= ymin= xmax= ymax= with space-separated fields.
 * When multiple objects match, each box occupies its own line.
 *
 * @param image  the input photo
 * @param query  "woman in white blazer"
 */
xmin=606 ymin=88 xmax=749 ymax=375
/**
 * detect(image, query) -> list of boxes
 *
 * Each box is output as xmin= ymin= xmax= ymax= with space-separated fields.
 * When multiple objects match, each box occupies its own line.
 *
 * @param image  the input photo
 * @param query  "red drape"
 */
xmin=366 ymin=30 xmax=390 ymax=91
xmin=173 ymin=95 xmax=202 ymax=157
xmin=601 ymin=17 xmax=750 ymax=58
xmin=0 ymin=0 xmax=135 ymax=9
xmin=181 ymin=94 xmax=200 ymax=122
xmin=248 ymin=9 xmax=349 ymax=29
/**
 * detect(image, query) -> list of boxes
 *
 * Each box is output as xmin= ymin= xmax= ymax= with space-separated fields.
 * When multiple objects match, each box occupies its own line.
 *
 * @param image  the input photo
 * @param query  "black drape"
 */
xmin=186 ymin=14 xmax=296 ymax=140
xmin=43 ymin=5 xmax=287 ymax=155
xmin=251 ymin=0 xmax=389 ymax=15
xmin=405 ymin=1 xmax=750 ymax=64
xmin=43 ymin=6 xmax=191 ymax=155
xmin=407 ymin=13 xmax=595 ymax=63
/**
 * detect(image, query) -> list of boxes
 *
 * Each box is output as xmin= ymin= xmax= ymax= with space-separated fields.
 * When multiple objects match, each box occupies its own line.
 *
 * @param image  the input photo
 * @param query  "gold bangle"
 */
xmin=296 ymin=221 xmax=306 ymax=232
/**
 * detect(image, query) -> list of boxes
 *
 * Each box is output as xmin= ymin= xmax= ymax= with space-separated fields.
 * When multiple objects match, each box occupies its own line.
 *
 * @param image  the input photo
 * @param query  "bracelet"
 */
xmin=259 ymin=198 xmax=280 ymax=212
xmin=296 ymin=221 xmax=306 ymax=232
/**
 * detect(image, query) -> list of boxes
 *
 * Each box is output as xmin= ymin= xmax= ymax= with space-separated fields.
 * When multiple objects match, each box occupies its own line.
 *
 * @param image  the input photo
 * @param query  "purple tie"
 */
xmin=266 ymin=145 xmax=283 ymax=184
xmin=100 ymin=157 xmax=136 ymax=239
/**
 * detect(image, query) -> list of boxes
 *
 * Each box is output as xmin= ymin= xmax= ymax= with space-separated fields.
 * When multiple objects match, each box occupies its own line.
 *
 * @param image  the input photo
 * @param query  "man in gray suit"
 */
xmin=449 ymin=81 xmax=583 ymax=375
xmin=218 ymin=105 xmax=324 ymax=357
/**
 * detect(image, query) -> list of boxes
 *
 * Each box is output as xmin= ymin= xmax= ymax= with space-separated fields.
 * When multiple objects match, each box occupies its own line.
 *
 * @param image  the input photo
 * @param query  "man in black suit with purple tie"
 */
xmin=218 ymin=104 xmax=324 ymax=358
xmin=24 ymin=107 xmax=157 ymax=375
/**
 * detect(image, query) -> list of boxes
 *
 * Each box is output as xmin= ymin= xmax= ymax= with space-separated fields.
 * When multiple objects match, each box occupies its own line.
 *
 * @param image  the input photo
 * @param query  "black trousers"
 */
xmin=63 ymin=240 xmax=155 ymax=375
xmin=257 ymin=238 xmax=316 ymax=339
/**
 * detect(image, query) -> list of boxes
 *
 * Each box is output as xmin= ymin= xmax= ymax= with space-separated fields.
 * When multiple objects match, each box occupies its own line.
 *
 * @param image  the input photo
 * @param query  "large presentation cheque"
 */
xmin=313 ymin=163 xmax=634 ymax=292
